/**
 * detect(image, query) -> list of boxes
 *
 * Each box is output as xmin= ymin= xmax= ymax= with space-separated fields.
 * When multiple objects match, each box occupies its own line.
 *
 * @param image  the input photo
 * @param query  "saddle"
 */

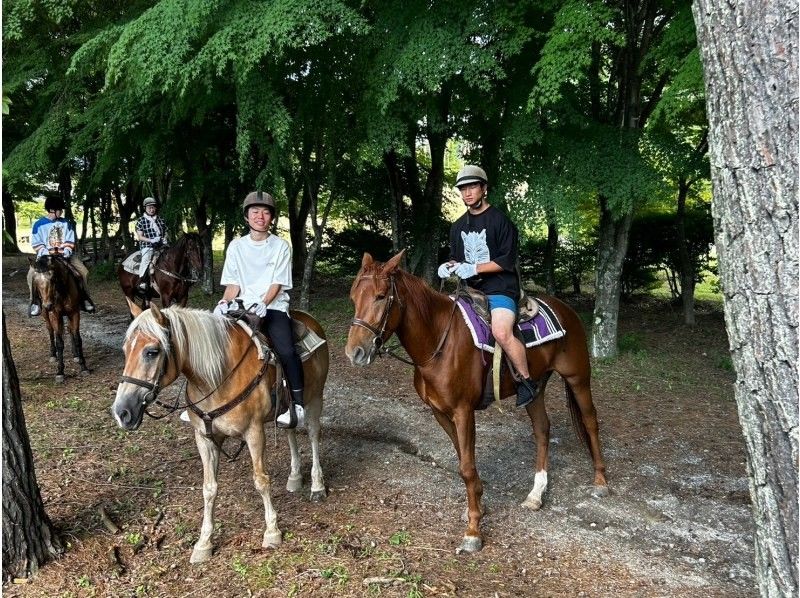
xmin=223 ymin=301 xmax=326 ymax=424
xmin=121 ymin=248 xmax=165 ymax=276
xmin=456 ymin=286 xmax=538 ymax=326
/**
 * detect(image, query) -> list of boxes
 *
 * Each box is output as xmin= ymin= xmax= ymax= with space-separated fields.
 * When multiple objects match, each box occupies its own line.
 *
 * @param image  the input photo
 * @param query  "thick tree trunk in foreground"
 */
xmin=2 ymin=313 xmax=63 ymax=580
xmin=693 ymin=2 xmax=798 ymax=595
xmin=591 ymin=202 xmax=633 ymax=358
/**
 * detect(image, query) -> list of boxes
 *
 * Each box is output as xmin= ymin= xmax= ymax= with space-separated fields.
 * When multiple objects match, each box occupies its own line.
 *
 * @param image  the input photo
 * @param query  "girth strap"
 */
xmin=186 ymin=353 xmax=271 ymax=438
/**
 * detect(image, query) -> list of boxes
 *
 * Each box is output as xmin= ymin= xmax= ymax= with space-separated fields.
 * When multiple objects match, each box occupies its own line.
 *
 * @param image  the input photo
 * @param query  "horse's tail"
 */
xmin=564 ymin=380 xmax=590 ymax=453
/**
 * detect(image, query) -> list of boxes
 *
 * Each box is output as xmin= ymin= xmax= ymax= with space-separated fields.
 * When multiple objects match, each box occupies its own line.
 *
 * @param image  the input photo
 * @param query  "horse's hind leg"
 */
xmin=244 ymin=425 xmax=282 ymax=549
xmin=522 ymin=372 xmax=552 ymax=511
xmin=47 ymin=324 xmax=57 ymax=362
xmin=285 ymin=430 xmax=303 ymax=493
xmin=191 ymin=431 xmax=221 ymax=564
xmin=67 ymin=312 xmax=89 ymax=374
xmin=566 ymin=377 xmax=608 ymax=497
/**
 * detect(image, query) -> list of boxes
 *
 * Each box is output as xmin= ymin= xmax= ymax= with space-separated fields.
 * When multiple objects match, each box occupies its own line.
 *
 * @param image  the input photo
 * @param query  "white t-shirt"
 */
xmin=220 ymin=234 xmax=292 ymax=312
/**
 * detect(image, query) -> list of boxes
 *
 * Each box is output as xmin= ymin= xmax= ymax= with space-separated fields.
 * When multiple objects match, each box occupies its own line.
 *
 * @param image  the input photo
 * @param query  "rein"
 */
xmin=350 ymin=273 xmax=460 ymax=368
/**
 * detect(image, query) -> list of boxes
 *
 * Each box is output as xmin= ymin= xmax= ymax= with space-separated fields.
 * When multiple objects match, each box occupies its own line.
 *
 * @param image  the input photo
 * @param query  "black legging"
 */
xmin=261 ymin=309 xmax=304 ymax=406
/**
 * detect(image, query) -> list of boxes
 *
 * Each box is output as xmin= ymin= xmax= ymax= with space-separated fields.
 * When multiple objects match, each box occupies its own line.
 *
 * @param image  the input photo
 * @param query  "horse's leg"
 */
xmin=452 ymin=408 xmax=484 ymax=553
xmin=67 ymin=312 xmax=89 ymax=373
xmin=521 ymin=373 xmax=552 ymax=510
xmin=46 ymin=320 xmax=57 ymax=362
xmin=566 ymin=377 xmax=609 ymax=497
xmin=285 ymin=429 xmax=303 ymax=493
xmin=190 ymin=431 xmax=220 ymax=564
xmin=244 ymin=425 xmax=282 ymax=549
xmin=305 ymin=397 xmax=326 ymax=501
xmin=52 ymin=313 xmax=65 ymax=384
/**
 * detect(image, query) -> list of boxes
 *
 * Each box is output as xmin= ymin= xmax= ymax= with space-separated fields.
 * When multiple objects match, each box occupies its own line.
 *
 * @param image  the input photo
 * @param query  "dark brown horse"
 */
xmin=117 ymin=233 xmax=203 ymax=309
xmin=112 ymin=302 xmax=329 ymax=563
xmin=29 ymin=255 xmax=89 ymax=383
xmin=345 ymin=251 xmax=608 ymax=553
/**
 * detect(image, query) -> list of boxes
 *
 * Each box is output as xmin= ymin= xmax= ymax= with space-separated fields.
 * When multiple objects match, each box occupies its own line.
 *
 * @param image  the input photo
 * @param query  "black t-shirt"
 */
xmin=449 ymin=205 xmax=519 ymax=300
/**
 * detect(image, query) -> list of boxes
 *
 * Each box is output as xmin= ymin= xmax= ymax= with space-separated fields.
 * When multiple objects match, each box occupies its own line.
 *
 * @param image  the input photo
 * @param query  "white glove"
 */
xmin=213 ymin=300 xmax=229 ymax=317
xmin=62 ymin=247 xmax=73 ymax=258
xmin=249 ymin=302 xmax=268 ymax=318
xmin=36 ymin=247 xmax=48 ymax=257
xmin=438 ymin=262 xmax=457 ymax=279
xmin=454 ymin=262 xmax=478 ymax=279
xmin=150 ymin=236 xmax=161 ymax=243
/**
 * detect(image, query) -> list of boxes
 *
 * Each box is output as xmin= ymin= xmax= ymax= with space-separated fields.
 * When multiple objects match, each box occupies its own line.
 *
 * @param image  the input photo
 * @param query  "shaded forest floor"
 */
xmin=2 ymin=253 xmax=755 ymax=597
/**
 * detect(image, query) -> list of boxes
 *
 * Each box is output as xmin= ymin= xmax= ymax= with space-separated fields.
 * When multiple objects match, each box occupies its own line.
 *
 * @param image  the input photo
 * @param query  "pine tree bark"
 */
xmin=2 ymin=312 xmax=63 ymax=580
xmin=692 ymin=2 xmax=798 ymax=595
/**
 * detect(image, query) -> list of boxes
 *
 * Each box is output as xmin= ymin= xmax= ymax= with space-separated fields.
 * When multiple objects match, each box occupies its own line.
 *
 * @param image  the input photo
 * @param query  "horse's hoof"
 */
xmin=456 ymin=536 xmax=483 ymax=554
xmin=262 ymin=530 xmax=282 ymax=548
xmin=190 ymin=546 xmax=213 ymax=564
xmin=286 ymin=474 xmax=303 ymax=493
xmin=55 ymin=375 xmax=65 ymax=384
xmin=80 ymin=369 xmax=90 ymax=376
xmin=310 ymin=489 xmax=327 ymax=502
xmin=521 ymin=498 xmax=542 ymax=511
xmin=592 ymin=485 xmax=610 ymax=499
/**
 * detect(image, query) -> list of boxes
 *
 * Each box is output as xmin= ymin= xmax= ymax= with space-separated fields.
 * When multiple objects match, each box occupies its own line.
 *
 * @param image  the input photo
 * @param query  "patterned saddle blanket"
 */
xmin=454 ymin=296 xmax=566 ymax=353
xmin=121 ymin=249 xmax=164 ymax=275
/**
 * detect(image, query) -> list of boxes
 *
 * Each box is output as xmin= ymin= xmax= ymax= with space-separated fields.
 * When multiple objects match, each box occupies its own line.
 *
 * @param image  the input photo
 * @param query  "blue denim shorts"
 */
xmin=487 ymin=294 xmax=516 ymax=313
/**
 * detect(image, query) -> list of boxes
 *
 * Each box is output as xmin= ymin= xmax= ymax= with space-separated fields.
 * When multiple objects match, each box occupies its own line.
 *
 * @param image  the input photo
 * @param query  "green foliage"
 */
xmin=316 ymin=227 xmax=393 ymax=276
xmin=622 ymin=206 xmax=714 ymax=299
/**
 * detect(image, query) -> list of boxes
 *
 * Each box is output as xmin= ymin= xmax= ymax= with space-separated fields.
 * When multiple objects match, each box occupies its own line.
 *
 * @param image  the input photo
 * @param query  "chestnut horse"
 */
xmin=30 ymin=255 xmax=89 ymax=383
xmin=117 ymin=233 xmax=203 ymax=309
xmin=345 ymin=251 xmax=608 ymax=553
xmin=112 ymin=302 xmax=329 ymax=563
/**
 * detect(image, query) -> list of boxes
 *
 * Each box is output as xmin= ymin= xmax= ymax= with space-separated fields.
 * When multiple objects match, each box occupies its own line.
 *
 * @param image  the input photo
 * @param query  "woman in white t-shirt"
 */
xmin=213 ymin=191 xmax=305 ymax=428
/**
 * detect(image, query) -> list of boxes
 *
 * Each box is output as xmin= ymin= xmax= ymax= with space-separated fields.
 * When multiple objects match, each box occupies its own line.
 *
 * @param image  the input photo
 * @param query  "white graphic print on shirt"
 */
xmin=461 ymin=230 xmax=490 ymax=264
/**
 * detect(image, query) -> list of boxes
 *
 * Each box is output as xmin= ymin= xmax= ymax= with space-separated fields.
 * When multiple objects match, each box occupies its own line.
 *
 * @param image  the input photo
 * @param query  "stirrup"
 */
xmin=277 ymin=405 xmax=304 ymax=429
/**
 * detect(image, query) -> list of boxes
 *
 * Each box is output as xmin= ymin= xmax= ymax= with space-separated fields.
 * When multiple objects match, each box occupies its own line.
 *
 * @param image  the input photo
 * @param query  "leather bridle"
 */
xmin=120 ymin=323 xmax=173 ymax=411
xmin=350 ymin=274 xmax=400 ymax=351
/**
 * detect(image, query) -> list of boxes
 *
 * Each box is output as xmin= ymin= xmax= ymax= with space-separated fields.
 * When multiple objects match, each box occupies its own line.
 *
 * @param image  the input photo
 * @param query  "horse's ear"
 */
xmin=126 ymin=297 xmax=143 ymax=319
xmin=150 ymin=302 xmax=167 ymax=325
xmin=383 ymin=249 xmax=406 ymax=274
xmin=361 ymin=253 xmax=374 ymax=268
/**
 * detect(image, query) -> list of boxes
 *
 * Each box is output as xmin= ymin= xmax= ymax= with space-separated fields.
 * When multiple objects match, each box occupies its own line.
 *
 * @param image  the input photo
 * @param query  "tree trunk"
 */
xmin=591 ymin=200 xmax=633 ymax=358
xmin=2 ymin=186 xmax=20 ymax=253
xmin=2 ymin=312 xmax=63 ymax=581
xmin=299 ymin=187 xmax=334 ymax=311
xmin=384 ymin=150 xmax=406 ymax=256
xmin=693 ymin=2 xmax=798 ymax=595
xmin=675 ymin=178 xmax=696 ymax=325
xmin=543 ymin=204 xmax=559 ymax=294
xmin=193 ymin=194 xmax=214 ymax=295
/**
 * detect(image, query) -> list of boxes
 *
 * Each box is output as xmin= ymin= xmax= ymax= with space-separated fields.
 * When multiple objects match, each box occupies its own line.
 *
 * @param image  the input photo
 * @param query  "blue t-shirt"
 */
xmin=31 ymin=217 xmax=76 ymax=254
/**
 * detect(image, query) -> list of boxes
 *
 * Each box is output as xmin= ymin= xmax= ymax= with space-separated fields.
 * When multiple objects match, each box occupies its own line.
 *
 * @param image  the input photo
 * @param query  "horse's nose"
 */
xmin=349 ymin=346 xmax=372 ymax=366
xmin=112 ymin=405 xmax=132 ymax=428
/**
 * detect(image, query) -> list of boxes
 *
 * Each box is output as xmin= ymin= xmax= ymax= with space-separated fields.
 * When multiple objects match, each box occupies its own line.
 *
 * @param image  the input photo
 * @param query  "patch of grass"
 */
xmin=124 ymin=531 xmax=143 ymax=546
xmin=251 ymin=557 xmax=279 ymax=589
xmin=231 ymin=554 xmax=249 ymax=579
xmin=389 ymin=530 xmax=411 ymax=546
xmin=321 ymin=563 xmax=349 ymax=586
xmin=715 ymin=354 xmax=734 ymax=372
xmin=617 ymin=331 xmax=645 ymax=354
xmin=316 ymin=533 xmax=342 ymax=556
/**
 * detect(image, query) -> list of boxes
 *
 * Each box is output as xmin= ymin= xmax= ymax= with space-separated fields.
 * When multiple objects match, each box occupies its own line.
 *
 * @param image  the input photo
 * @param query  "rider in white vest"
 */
xmin=135 ymin=197 xmax=169 ymax=290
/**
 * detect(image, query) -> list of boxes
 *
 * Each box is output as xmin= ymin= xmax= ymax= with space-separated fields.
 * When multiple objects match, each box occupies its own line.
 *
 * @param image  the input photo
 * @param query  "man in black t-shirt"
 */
xmin=438 ymin=165 xmax=539 ymax=407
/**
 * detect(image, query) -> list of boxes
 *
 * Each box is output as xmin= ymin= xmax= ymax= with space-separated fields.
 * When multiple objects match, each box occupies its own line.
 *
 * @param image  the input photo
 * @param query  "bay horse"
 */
xmin=117 ymin=233 xmax=203 ymax=309
xmin=29 ymin=255 xmax=89 ymax=383
xmin=111 ymin=301 xmax=329 ymax=563
xmin=345 ymin=251 xmax=608 ymax=553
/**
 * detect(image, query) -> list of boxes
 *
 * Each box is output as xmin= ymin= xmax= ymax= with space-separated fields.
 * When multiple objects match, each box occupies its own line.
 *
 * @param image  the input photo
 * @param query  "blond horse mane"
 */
xmin=126 ymin=306 xmax=233 ymax=388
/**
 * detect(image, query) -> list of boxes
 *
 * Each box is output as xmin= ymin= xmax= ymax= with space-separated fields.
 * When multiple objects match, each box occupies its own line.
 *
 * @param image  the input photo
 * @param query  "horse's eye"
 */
xmin=145 ymin=348 xmax=160 ymax=358
xmin=375 ymin=294 xmax=386 ymax=301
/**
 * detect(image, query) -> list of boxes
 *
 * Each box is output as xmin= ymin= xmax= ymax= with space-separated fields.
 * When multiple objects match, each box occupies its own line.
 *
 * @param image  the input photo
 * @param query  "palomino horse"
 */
xmin=112 ymin=302 xmax=329 ymax=563
xmin=117 ymin=233 xmax=203 ymax=309
xmin=346 ymin=251 xmax=608 ymax=553
xmin=30 ymin=255 xmax=89 ymax=383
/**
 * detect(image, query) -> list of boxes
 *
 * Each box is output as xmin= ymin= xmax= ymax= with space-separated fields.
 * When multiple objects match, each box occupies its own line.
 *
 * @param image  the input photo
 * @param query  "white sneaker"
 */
xmin=179 ymin=410 xmax=190 ymax=422
xmin=29 ymin=304 xmax=41 ymax=317
xmin=277 ymin=405 xmax=305 ymax=428
xmin=138 ymin=282 xmax=147 ymax=290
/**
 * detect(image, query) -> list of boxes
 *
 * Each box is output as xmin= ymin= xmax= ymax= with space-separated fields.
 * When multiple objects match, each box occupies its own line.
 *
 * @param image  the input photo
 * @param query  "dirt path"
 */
xmin=3 ymin=254 xmax=756 ymax=597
